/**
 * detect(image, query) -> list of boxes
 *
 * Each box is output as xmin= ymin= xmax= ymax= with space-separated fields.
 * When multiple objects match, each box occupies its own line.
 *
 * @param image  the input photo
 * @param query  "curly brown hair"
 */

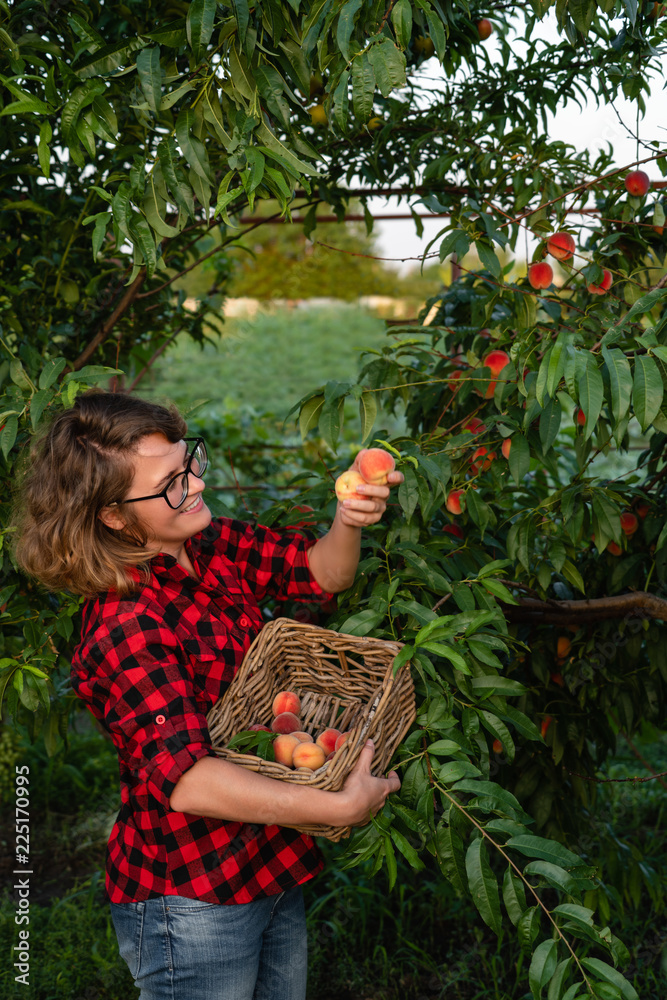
xmin=11 ymin=389 xmax=188 ymax=597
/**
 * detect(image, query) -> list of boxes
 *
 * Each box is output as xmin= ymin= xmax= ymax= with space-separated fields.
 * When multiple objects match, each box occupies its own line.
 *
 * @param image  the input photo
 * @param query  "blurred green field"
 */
xmin=140 ymin=305 xmax=394 ymax=422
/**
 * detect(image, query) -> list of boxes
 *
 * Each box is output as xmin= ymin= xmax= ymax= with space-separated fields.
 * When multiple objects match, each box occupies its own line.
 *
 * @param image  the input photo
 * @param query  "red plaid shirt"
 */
xmin=71 ymin=517 xmax=332 ymax=905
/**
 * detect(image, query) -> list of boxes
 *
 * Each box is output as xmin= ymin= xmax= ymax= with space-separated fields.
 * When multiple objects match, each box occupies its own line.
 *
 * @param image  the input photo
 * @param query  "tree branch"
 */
xmin=72 ymin=269 xmax=146 ymax=371
xmin=499 ymin=590 xmax=667 ymax=624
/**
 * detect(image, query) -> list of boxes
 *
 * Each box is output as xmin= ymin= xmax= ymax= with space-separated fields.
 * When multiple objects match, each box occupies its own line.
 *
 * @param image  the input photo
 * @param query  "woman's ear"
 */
xmin=98 ymin=506 xmax=126 ymax=532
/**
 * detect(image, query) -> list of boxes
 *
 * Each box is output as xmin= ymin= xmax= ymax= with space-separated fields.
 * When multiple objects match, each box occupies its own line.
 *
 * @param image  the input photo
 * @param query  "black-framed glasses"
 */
xmin=112 ymin=438 xmax=208 ymax=510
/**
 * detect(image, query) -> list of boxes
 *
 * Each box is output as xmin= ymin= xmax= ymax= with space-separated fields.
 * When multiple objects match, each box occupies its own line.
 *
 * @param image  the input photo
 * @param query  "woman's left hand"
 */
xmin=337 ymin=470 xmax=404 ymax=528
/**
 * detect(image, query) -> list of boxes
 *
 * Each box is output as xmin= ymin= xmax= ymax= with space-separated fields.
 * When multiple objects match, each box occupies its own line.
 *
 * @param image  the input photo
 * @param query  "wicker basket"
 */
xmin=206 ymin=617 xmax=416 ymax=841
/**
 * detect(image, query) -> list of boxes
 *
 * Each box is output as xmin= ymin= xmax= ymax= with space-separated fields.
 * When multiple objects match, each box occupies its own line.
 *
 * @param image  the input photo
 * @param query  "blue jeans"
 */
xmin=109 ymin=886 xmax=308 ymax=1000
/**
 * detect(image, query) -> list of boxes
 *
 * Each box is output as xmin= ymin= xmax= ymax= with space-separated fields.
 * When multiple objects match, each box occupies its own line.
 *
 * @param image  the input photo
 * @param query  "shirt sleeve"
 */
xmin=211 ymin=517 xmax=334 ymax=604
xmin=79 ymin=612 xmax=217 ymax=812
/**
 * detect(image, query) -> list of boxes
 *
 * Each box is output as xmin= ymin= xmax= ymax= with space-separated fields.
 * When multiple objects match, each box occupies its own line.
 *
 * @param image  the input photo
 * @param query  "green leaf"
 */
xmin=38 ymin=121 xmax=51 ymax=178
xmin=560 ymin=559 xmax=585 ymax=595
xmin=231 ymin=0 xmax=249 ymax=38
xmin=143 ymin=181 xmax=180 ymax=238
xmin=298 ymin=394 xmax=324 ymax=438
xmin=476 ymin=241 xmax=501 ymax=279
xmin=30 ymin=388 xmax=53 ymax=430
xmin=524 ymin=859 xmax=581 ymax=894
xmin=128 ymin=215 xmax=157 ymax=277
xmin=389 ymin=826 xmax=426 ymax=870
xmin=256 ymin=121 xmax=320 ymax=176
xmin=465 ymin=839 xmax=502 ymax=935
xmin=187 ymin=0 xmax=217 ymax=60
xmin=632 ymin=354 xmax=663 ymax=432
xmin=244 ymin=147 xmax=265 ymax=195
xmin=506 ymin=835 xmax=583 ymax=869
xmin=502 ymin=865 xmax=527 ymax=925
xmin=75 ymin=37 xmax=145 ymax=77
xmin=136 ymin=46 xmax=161 ymax=113
xmin=424 ymin=7 xmax=447 ymax=60
xmin=338 ymin=609 xmax=384 ymax=635
xmin=0 ymin=26 xmax=19 ymax=59
xmin=358 ymin=390 xmax=377 ymax=444
xmin=39 ymin=358 xmax=67 ymax=389
xmin=508 ymin=434 xmax=530 ymax=485
xmin=145 ymin=19 xmax=188 ymax=47
xmin=367 ymin=41 xmax=406 ymax=98
xmin=576 ymin=353 xmax=604 ymax=440
xmin=518 ymin=906 xmax=541 ymax=954
xmin=547 ymin=959 xmax=573 ymax=1000
xmin=472 ymin=676 xmax=527 ymax=696
xmin=398 ymin=465 xmax=419 ymax=522
xmin=331 ymin=67 xmax=350 ymax=130
xmin=435 ymin=821 xmax=468 ymax=895
xmin=351 ymin=52 xmax=375 ymax=120
xmin=391 ymin=0 xmax=412 ymax=48
xmin=319 ymin=395 xmax=345 ymax=451
xmin=175 ymin=109 xmax=212 ymax=181
xmin=439 ymin=228 xmax=470 ymax=262
xmin=579 ymin=959 xmax=638 ymax=1000
xmin=529 ymin=939 xmax=558 ymax=1000
xmin=480 ymin=578 xmax=519 ymax=605
xmin=337 ymin=0 xmax=363 ymax=61
xmin=1 ymin=414 xmax=18 ymax=459
xmin=601 ymin=346 xmax=632 ymax=424
xmin=420 ymin=641 xmax=471 ymax=674
xmin=546 ymin=340 xmax=567 ymax=399
xmin=539 ymin=397 xmax=561 ymax=453
xmin=439 ymin=760 xmax=482 ymax=782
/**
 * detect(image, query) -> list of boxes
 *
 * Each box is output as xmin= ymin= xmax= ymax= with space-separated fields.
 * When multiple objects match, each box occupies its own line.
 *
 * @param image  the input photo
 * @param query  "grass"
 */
xmin=139 ymin=304 xmax=393 ymax=423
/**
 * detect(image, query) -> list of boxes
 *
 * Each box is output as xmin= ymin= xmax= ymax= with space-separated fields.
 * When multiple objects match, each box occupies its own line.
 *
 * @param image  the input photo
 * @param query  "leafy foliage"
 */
xmin=2 ymin=0 xmax=667 ymax=996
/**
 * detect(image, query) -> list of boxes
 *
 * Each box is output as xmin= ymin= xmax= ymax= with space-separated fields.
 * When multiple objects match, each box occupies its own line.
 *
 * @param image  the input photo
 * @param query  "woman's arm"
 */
xmin=169 ymin=739 xmax=400 ymax=828
xmin=307 ymin=470 xmax=403 ymax=593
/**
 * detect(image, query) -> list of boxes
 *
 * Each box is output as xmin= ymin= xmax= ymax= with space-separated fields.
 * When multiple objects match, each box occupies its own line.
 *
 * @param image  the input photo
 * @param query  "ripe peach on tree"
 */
xmin=446 ymin=489 xmax=464 ymax=514
xmin=528 ymin=262 xmax=554 ymax=289
xmin=478 ymin=349 xmax=510 ymax=398
xmin=477 ymin=18 xmax=493 ymax=40
xmin=546 ymin=232 xmax=575 ymax=261
xmin=625 ymin=169 xmax=650 ymax=196
xmin=587 ymin=269 xmax=613 ymax=295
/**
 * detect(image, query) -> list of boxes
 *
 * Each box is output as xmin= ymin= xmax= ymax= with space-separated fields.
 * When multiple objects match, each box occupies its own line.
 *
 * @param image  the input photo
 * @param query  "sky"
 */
xmin=368 ymin=11 xmax=666 ymax=273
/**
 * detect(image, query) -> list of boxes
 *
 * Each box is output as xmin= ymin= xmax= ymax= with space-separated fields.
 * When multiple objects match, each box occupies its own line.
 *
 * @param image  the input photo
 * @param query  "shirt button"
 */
xmin=155 ymin=714 xmax=166 ymax=725
xmin=239 ymin=616 xmax=249 ymax=628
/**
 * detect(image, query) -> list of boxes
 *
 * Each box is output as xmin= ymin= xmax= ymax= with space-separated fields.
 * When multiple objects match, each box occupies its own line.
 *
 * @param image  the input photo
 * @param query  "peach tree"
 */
xmin=1 ymin=0 xmax=666 ymax=996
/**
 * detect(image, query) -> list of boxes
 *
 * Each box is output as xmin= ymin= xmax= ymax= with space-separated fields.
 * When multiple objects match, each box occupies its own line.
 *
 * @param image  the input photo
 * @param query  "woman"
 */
xmin=13 ymin=389 xmax=402 ymax=1000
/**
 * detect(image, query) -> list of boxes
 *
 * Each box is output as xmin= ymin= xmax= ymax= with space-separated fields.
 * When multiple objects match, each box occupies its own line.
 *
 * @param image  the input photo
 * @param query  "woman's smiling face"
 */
xmin=121 ymin=433 xmax=212 ymax=560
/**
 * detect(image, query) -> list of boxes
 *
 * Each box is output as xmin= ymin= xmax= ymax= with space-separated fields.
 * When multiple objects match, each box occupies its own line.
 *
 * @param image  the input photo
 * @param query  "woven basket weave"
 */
xmin=206 ymin=617 xmax=416 ymax=841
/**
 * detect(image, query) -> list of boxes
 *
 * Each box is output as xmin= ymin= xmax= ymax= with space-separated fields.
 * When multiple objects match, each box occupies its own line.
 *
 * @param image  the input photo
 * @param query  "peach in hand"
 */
xmin=292 ymin=742 xmax=326 ymax=770
xmin=335 ymin=469 xmax=367 ymax=501
xmin=315 ymin=728 xmax=341 ymax=756
xmin=272 ymin=690 xmax=301 ymax=717
xmin=273 ymin=734 xmax=299 ymax=767
xmin=271 ymin=712 xmax=301 ymax=734
xmin=356 ymin=447 xmax=396 ymax=485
